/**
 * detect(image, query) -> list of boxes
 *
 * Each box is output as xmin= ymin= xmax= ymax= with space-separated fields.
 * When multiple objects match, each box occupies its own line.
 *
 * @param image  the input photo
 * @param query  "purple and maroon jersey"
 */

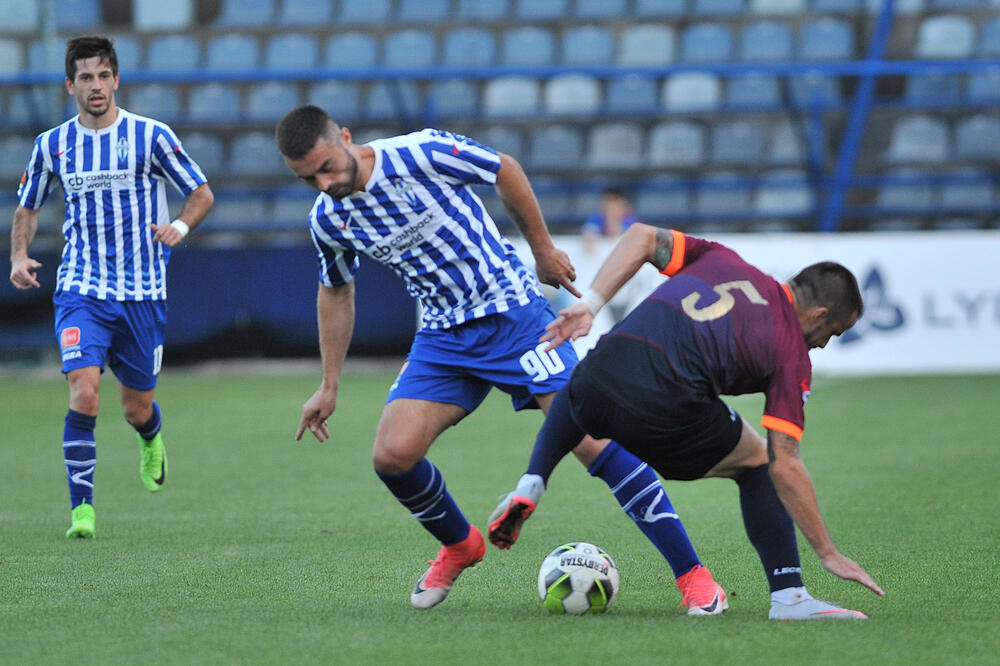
xmin=594 ymin=230 xmax=811 ymax=441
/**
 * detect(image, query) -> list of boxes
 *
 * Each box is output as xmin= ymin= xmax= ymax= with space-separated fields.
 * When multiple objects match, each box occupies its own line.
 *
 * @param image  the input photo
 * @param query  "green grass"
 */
xmin=1 ymin=369 xmax=998 ymax=665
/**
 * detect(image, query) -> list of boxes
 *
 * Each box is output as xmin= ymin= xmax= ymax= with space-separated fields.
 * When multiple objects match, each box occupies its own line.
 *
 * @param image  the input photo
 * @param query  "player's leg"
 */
xmin=120 ymin=385 xmax=166 ymax=492
xmin=64 ymin=366 xmax=101 ymax=538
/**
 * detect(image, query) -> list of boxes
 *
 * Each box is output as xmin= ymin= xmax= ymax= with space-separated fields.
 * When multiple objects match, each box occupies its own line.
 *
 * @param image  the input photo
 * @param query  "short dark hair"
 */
xmin=790 ymin=261 xmax=864 ymax=321
xmin=275 ymin=105 xmax=339 ymax=160
xmin=65 ymin=35 xmax=118 ymax=80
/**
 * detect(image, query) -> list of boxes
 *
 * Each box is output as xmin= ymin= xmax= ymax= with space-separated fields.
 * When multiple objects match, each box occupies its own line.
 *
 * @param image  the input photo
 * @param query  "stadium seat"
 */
xmin=513 ymin=0 xmax=567 ymax=20
xmin=127 ymin=84 xmax=182 ymax=124
xmin=768 ymin=119 xmax=805 ymax=165
xmin=264 ymin=33 xmax=318 ymax=70
xmin=618 ymin=25 xmax=676 ymax=65
xmin=905 ymin=70 xmax=962 ymax=104
xmin=575 ymin=0 xmax=627 ymax=18
xmin=54 ymin=0 xmax=100 ymax=32
xmin=915 ymin=15 xmax=975 ymax=58
xmin=365 ymin=81 xmax=422 ymax=120
xmin=109 ymin=34 xmax=142 ymax=70
xmin=455 ymin=0 xmax=509 ymax=21
xmin=606 ymin=75 xmax=660 ymax=114
xmin=383 ymin=30 xmax=437 ymax=69
xmin=663 ymin=73 xmax=722 ymax=111
xmin=681 ymin=23 xmax=734 ymax=63
xmin=739 ymin=21 xmax=793 ymax=62
xmin=954 ymin=115 xmax=1000 ymax=161
xmin=634 ymin=0 xmax=686 ymax=16
xmin=799 ymin=19 xmax=854 ymax=61
xmin=939 ymin=168 xmax=995 ymax=211
xmin=147 ymin=35 xmax=200 ymax=72
xmin=750 ymin=0 xmax=805 ymax=13
xmin=811 ymin=0 xmax=861 ymax=11
xmin=397 ymin=0 xmax=452 ymax=23
xmin=588 ymin=122 xmax=644 ymax=169
xmin=529 ymin=177 xmax=573 ymax=223
xmin=864 ymin=0 xmax=925 ymax=14
xmin=324 ymin=33 xmax=378 ymax=70
xmin=307 ymin=81 xmax=362 ymax=121
xmin=696 ymin=171 xmax=751 ymax=214
xmin=27 ymin=39 xmax=64 ymax=73
xmin=272 ymin=190 xmax=316 ymax=229
xmin=753 ymin=169 xmax=814 ymax=215
xmin=339 ymin=0 xmax=392 ymax=24
xmin=215 ymin=0 xmax=273 ymax=26
xmin=692 ymin=0 xmax=745 ymax=15
xmin=929 ymin=0 xmax=982 ymax=8
xmin=726 ymin=73 xmax=780 ymax=109
xmin=205 ymin=34 xmax=260 ymax=71
xmin=501 ymin=27 xmax=555 ymax=66
xmin=981 ymin=17 xmax=1000 ymax=58
xmin=0 ymin=135 xmax=35 ymax=180
xmin=209 ymin=195 xmax=273 ymax=231
xmin=967 ymin=67 xmax=1000 ymax=103
xmin=277 ymin=0 xmax=334 ymax=25
xmin=3 ymin=89 xmax=43 ymax=128
xmin=187 ymin=83 xmax=241 ymax=123
xmin=246 ymin=82 xmax=301 ymax=122
xmin=132 ymin=0 xmax=192 ymax=30
xmin=788 ymin=71 xmax=841 ymax=108
xmin=648 ymin=121 xmax=707 ymax=168
xmin=483 ymin=76 xmax=540 ymax=117
xmin=427 ymin=79 xmax=479 ymax=119
xmin=529 ymin=125 xmax=585 ymax=170
xmin=178 ymin=132 xmax=224 ymax=179
xmin=710 ymin=120 xmax=767 ymax=165
xmin=562 ymin=26 xmax=615 ymax=65
xmin=0 ymin=0 xmax=38 ymax=32
xmin=229 ymin=132 xmax=287 ymax=178
xmin=442 ymin=28 xmax=497 ymax=68
xmin=635 ymin=177 xmax=691 ymax=219
xmin=543 ymin=75 xmax=601 ymax=115
xmin=885 ymin=115 xmax=949 ymax=163
xmin=477 ymin=125 xmax=524 ymax=157
xmin=876 ymin=169 xmax=936 ymax=211
xmin=0 ymin=39 xmax=23 ymax=75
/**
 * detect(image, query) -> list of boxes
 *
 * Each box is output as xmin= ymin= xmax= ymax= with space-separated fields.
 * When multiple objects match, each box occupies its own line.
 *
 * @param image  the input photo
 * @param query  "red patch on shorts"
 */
xmin=61 ymin=326 xmax=81 ymax=349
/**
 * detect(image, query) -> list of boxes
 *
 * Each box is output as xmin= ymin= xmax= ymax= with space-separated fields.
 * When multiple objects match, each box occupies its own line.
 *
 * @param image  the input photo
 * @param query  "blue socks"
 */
xmin=589 ymin=441 xmax=700 ymax=579
xmin=64 ymin=409 xmax=97 ymax=509
xmin=134 ymin=401 xmax=162 ymax=441
xmin=526 ymin=386 xmax=585 ymax=483
xmin=376 ymin=458 xmax=470 ymax=546
xmin=737 ymin=463 xmax=804 ymax=592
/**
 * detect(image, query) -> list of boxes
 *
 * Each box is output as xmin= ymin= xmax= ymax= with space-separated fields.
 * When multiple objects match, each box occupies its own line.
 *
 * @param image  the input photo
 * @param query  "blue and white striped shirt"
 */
xmin=17 ymin=108 xmax=207 ymax=301
xmin=310 ymin=128 xmax=542 ymax=330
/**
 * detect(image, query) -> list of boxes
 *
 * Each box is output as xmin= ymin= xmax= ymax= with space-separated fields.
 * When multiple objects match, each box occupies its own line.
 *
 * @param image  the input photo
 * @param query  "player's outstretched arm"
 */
xmin=296 ymin=281 xmax=356 ymax=442
xmin=766 ymin=430 xmax=885 ymax=596
xmin=9 ymin=206 xmax=42 ymax=289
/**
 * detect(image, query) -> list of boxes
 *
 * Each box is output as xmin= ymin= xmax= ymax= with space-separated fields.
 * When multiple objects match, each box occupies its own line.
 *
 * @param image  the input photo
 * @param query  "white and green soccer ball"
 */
xmin=537 ymin=542 xmax=619 ymax=615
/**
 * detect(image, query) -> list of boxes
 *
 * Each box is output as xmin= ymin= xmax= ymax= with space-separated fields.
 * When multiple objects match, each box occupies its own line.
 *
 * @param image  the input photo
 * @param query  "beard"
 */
xmin=326 ymin=152 xmax=360 ymax=199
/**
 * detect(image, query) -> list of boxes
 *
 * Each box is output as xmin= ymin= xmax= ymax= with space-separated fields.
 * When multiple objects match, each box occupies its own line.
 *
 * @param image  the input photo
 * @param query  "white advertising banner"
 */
xmin=513 ymin=231 xmax=1000 ymax=375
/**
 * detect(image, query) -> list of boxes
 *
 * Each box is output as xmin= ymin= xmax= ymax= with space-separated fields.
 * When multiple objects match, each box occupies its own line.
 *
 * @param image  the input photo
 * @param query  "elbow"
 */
xmin=199 ymin=184 xmax=215 ymax=210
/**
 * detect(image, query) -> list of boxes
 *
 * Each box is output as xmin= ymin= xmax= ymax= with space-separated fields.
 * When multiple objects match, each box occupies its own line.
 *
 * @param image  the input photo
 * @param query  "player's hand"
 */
xmin=533 ymin=247 xmax=582 ymax=298
xmin=10 ymin=256 xmax=42 ymax=290
xmin=541 ymin=302 xmax=595 ymax=351
xmin=296 ymin=386 xmax=337 ymax=442
xmin=150 ymin=223 xmax=184 ymax=247
xmin=820 ymin=551 xmax=885 ymax=596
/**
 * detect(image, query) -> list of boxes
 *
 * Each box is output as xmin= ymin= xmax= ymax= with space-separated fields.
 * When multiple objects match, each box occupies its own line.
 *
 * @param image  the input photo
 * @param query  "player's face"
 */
xmin=803 ymin=309 xmax=859 ymax=349
xmin=67 ymin=56 xmax=118 ymax=119
xmin=285 ymin=133 xmax=361 ymax=200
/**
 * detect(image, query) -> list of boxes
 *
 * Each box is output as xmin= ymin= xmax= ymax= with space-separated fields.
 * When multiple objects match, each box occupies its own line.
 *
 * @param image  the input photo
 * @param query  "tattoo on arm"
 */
xmin=650 ymin=229 xmax=674 ymax=271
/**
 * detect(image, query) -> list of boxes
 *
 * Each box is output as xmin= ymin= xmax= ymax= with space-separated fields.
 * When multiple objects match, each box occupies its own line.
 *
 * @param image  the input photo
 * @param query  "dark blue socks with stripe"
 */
xmin=377 ymin=458 xmax=470 ymax=546
xmin=64 ymin=409 xmax=97 ymax=509
xmin=135 ymin=401 xmax=162 ymax=441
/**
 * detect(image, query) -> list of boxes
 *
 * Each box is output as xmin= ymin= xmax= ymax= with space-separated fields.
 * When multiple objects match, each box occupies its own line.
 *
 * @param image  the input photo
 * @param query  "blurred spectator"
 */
xmin=581 ymin=187 xmax=639 ymax=254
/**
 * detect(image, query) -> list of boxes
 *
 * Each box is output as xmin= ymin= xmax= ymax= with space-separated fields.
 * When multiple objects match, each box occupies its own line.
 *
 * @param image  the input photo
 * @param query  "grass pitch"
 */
xmin=1 ymin=367 xmax=998 ymax=665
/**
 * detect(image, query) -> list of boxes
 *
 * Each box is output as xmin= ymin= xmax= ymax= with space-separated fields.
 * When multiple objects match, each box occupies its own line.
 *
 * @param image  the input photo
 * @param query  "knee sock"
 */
xmin=134 ymin=401 xmax=162 ymax=441
xmin=526 ymin=387 xmax=585 ymax=484
xmin=736 ymin=463 xmax=804 ymax=592
xmin=376 ymin=458 xmax=470 ymax=546
xmin=589 ymin=441 xmax=700 ymax=579
xmin=64 ymin=409 xmax=97 ymax=509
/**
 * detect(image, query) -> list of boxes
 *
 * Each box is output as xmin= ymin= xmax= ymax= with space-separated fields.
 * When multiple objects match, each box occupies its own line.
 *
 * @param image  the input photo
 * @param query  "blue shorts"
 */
xmin=53 ymin=291 xmax=167 ymax=391
xmin=387 ymin=297 xmax=579 ymax=412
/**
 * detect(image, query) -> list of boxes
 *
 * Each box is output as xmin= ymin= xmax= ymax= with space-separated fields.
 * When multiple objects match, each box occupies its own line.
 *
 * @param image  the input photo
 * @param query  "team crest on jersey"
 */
xmin=389 ymin=176 xmax=419 ymax=208
xmin=800 ymin=379 xmax=811 ymax=404
xmin=117 ymin=136 xmax=129 ymax=162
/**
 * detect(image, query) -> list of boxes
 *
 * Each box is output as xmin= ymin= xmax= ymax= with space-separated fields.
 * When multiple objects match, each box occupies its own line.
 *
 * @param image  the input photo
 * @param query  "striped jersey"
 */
xmin=17 ymin=108 xmax=207 ymax=301
xmin=309 ymin=128 xmax=542 ymax=330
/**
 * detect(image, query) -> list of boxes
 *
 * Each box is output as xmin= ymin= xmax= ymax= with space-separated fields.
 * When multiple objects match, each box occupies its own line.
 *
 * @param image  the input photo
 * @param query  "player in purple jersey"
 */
xmin=8 ymin=36 xmax=213 ymax=539
xmin=490 ymin=224 xmax=885 ymax=620
xmin=275 ymin=106 xmax=726 ymax=611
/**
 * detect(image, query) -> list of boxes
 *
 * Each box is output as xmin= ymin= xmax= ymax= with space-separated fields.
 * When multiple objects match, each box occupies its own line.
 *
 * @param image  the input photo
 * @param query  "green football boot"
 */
xmin=139 ymin=432 xmax=168 ymax=492
xmin=66 ymin=501 xmax=95 ymax=539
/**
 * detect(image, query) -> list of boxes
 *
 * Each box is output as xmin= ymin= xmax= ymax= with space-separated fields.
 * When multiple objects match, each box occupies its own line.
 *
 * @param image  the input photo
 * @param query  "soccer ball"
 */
xmin=537 ymin=542 xmax=619 ymax=615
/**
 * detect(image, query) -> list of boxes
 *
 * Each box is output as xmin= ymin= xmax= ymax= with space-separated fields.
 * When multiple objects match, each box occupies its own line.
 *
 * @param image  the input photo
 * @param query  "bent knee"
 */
xmin=571 ymin=436 xmax=610 ymax=468
xmin=371 ymin=441 xmax=422 ymax=476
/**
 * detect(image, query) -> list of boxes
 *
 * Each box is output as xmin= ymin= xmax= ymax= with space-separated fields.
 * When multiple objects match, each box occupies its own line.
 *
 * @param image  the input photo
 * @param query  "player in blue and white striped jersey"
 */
xmin=9 ymin=36 xmax=214 ymax=539
xmin=276 ymin=106 xmax=685 ymax=611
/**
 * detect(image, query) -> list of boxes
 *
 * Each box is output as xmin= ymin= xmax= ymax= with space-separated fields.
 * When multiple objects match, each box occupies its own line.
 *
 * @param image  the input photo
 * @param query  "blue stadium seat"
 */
xmin=606 ymin=75 xmax=660 ymax=114
xmin=365 ymin=81 xmax=421 ymax=120
xmin=799 ymin=19 xmax=853 ymax=61
xmin=187 ymin=84 xmax=241 ymax=123
xmin=529 ymin=178 xmax=573 ymax=223
xmin=0 ymin=0 xmax=39 ymax=32
xmin=324 ymin=33 xmax=378 ymax=70
xmin=885 ymin=115 xmax=949 ymax=163
xmin=635 ymin=177 xmax=691 ymax=219
xmin=339 ymin=0 xmax=392 ymax=24
xmin=663 ymin=73 xmax=722 ymax=111
xmin=905 ymin=70 xmax=962 ymax=104
xmin=397 ymin=0 xmax=452 ymax=23
xmin=483 ymin=76 xmax=540 ymax=117
xmin=562 ymin=26 xmax=615 ymax=65
xmin=916 ymin=14 xmax=975 ymax=58
xmin=692 ymin=0 xmax=744 ymax=15
xmin=246 ymin=82 xmax=301 ymax=122
xmin=383 ymin=30 xmax=437 ymax=69
xmin=754 ymin=169 xmax=814 ymax=215
xmin=768 ymin=119 xmax=805 ymax=165
xmin=710 ymin=120 xmax=766 ymax=165
xmin=272 ymin=190 xmax=316 ymax=229
xmin=209 ymin=195 xmax=273 ymax=231
xmin=0 ymin=136 xmax=35 ymax=180
xmin=230 ymin=132 xmax=287 ymax=178
xmin=477 ymin=125 xmax=524 ymax=157
xmin=696 ymin=171 xmax=751 ymax=215
xmin=147 ymin=35 xmax=200 ymax=72
xmin=876 ymin=169 xmax=936 ymax=211
xmin=544 ymin=74 xmax=601 ymax=115
xmin=501 ymin=27 xmax=555 ymax=66
xmin=277 ymin=0 xmax=334 ymax=25
xmin=967 ymin=67 xmax=1000 ymax=103
xmin=811 ymin=0 xmax=860 ymax=11
xmin=588 ymin=122 xmax=644 ymax=169
xmin=264 ymin=33 xmax=318 ymax=70
xmin=954 ymin=115 xmax=1000 ymax=161
xmin=54 ymin=0 xmax=100 ymax=32
xmin=981 ymin=17 xmax=1000 ymax=58
xmin=575 ymin=0 xmax=627 ymax=18
xmin=648 ymin=121 xmax=706 ymax=167
xmin=726 ymin=73 xmax=780 ymax=109
xmin=178 ymin=133 xmax=224 ymax=179
xmin=442 ymin=28 xmax=497 ymax=67
xmin=127 ymin=84 xmax=182 ymax=124
xmin=427 ymin=79 xmax=479 ymax=119
xmin=940 ymin=168 xmax=994 ymax=211
xmin=133 ymin=0 xmax=192 ymax=30
xmin=513 ymin=0 xmax=567 ymax=20
xmin=0 ymin=38 xmax=23 ymax=75
xmin=529 ymin=125 xmax=585 ymax=170
xmin=681 ymin=23 xmax=734 ymax=63
xmin=788 ymin=71 xmax=841 ymax=108
xmin=865 ymin=0 xmax=925 ymax=15
xmin=215 ymin=0 xmax=274 ymax=26
xmin=739 ymin=21 xmax=793 ymax=62
xmin=3 ymin=89 xmax=44 ymax=127
xmin=619 ymin=25 xmax=676 ymax=65
xmin=633 ymin=0 xmax=686 ymax=16
xmin=206 ymin=34 xmax=260 ymax=72
xmin=27 ymin=39 xmax=64 ymax=73
xmin=109 ymin=34 xmax=142 ymax=70
xmin=307 ymin=81 xmax=362 ymax=121
xmin=929 ymin=0 xmax=982 ymax=8
xmin=750 ymin=0 xmax=805 ymax=12
xmin=456 ymin=0 xmax=509 ymax=21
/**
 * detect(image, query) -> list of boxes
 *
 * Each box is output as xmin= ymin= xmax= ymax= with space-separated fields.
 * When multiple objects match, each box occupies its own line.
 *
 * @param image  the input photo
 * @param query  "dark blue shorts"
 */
xmin=387 ymin=297 xmax=579 ymax=412
xmin=53 ymin=291 xmax=167 ymax=391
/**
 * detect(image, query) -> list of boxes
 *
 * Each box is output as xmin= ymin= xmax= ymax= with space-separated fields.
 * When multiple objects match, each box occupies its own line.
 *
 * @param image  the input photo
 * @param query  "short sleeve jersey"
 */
xmin=606 ymin=230 xmax=811 ymax=441
xmin=17 ymin=108 xmax=207 ymax=301
xmin=309 ymin=128 xmax=542 ymax=330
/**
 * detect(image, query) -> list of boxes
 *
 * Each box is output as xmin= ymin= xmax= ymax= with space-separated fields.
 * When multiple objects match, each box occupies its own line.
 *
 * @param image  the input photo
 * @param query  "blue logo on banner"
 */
xmin=840 ymin=266 xmax=905 ymax=345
